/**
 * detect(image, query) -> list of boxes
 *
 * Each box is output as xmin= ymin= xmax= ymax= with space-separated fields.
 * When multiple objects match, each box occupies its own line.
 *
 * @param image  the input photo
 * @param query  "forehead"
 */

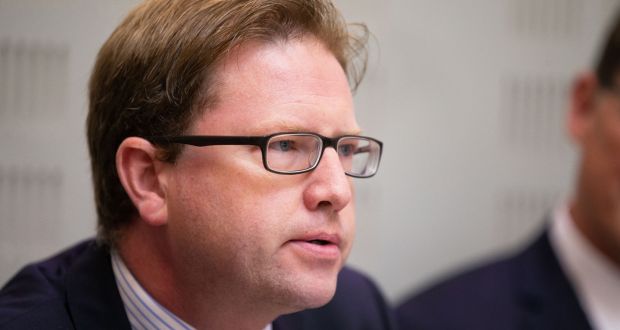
xmin=190 ymin=37 xmax=359 ymax=136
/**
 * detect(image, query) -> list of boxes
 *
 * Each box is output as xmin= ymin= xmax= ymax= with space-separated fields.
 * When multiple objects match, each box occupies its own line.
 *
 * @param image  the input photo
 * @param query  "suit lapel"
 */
xmin=515 ymin=230 xmax=592 ymax=330
xmin=65 ymin=241 xmax=132 ymax=330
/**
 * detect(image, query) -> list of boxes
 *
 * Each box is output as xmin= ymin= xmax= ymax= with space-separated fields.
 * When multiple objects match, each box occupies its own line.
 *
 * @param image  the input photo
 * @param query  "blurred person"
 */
xmin=396 ymin=9 xmax=620 ymax=330
xmin=0 ymin=1 xmax=394 ymax=329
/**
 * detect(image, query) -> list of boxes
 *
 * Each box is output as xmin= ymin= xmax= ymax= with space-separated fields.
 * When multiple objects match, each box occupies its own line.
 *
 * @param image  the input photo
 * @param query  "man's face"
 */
xmin=163 ymin=38 xmax=358 ymax=311
xmin=571 ymin=78 xmax=620 ymax=265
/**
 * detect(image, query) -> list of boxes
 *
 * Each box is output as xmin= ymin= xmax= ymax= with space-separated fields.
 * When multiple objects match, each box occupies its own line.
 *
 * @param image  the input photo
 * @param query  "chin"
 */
xmin=275 ymin=270 xmax=339 ymax=314
xmin=300 ymin=280 xmax=338 ymax=309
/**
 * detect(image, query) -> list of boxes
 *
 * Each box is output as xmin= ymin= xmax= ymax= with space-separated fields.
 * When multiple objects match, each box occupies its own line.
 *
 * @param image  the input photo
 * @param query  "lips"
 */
xmin=292 ymin=232 xmax=340 ymax=247
xmin=287 ymin=232 xmax=342 ymax=261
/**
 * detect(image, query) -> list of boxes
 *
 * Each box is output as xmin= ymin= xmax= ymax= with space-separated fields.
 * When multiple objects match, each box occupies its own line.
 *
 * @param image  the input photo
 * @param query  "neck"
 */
xmin=569 ymin=199 xmax=620 ymax=269
xmin=116 ymin=219 xmax=279 ymax=330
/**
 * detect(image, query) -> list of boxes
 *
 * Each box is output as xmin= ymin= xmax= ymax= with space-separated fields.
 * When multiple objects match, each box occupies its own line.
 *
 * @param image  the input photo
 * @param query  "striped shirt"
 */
xmin=111 ymin=251 xmax=273 ymax=330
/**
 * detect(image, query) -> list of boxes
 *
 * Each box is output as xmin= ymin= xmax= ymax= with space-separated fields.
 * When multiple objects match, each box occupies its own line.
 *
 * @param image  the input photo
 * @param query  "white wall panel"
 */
xmin=1 ymin=0 xmax=618 ymax=304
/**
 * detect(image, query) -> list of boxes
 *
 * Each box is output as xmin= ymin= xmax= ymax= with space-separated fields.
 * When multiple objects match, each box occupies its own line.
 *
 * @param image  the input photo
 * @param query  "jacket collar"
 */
xmin=514 ymin=229 xmax=592 ymax=329
xmin=65 ymin=241 xmax=132 ymax=330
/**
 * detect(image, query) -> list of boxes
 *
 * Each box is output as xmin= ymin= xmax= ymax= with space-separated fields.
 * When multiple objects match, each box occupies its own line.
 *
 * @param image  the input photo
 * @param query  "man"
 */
xmin=0 ymin=1 xmax=394 ymax=329
xmin=397 ymin=10 xmax=620 ymax=330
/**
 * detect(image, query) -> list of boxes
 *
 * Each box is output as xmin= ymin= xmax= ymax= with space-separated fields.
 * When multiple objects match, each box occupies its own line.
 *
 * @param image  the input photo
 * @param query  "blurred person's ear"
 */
xmin=116 ymin=137 xmax=169 ymax=226
xmin=568 ymin=72 xmax=598 ymax=144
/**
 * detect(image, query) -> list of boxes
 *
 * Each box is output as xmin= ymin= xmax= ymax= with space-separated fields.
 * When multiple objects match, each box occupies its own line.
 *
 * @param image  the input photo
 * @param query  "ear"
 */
xmin=567 ymin=72 xmax=598 ymax=144
xmin=116 ymin=137 xmax=169 ymax=226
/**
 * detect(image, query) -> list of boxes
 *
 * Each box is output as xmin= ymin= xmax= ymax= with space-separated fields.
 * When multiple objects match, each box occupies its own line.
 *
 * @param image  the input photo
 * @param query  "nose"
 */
xmin=303 ymin=147 xmax=353 ymax=212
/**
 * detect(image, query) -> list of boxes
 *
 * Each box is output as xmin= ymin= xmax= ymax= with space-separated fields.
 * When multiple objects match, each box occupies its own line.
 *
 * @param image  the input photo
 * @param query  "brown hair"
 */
xmin=597 ymin=10 xmax=620 ymax=88
xmin=87 ymin=0 xmax=368 ymax=246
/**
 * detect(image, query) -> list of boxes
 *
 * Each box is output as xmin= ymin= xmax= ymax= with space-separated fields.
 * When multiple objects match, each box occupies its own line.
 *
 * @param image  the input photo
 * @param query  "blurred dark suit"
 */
xmin=396 ymin=228 xmax=592 ymax=330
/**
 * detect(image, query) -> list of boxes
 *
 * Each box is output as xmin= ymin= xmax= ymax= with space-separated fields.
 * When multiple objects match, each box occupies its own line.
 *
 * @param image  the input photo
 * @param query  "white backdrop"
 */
xmin=0 ymin=0 xmax=617 ymax=303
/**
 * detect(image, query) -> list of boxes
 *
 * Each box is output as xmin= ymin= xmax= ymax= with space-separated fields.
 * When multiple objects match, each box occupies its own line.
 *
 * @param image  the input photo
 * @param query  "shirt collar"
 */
xmin=110 ymin=251 xmax=273 ymax=330
xmin=550 ymin=201 xmax=620 ymax=330
xmin=111 ymin=250 xmax=195 ymax=330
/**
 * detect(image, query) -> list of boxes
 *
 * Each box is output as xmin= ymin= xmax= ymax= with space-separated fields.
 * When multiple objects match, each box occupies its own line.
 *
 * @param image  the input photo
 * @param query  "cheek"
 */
xmin=597 ymin=130 xmax=620 ymax=197
xmin=337 ymin=195 xmax=356 ymax=261
xmin=173 ymin=168 xmax=302 ymax=243
xmin=580 ymin=122 xmax=620 ymax=226
xmin=594 ymin=113 xmax=620 ymax=166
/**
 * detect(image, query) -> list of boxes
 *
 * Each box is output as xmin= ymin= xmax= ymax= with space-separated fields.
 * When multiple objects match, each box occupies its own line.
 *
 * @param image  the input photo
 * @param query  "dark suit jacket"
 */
xmin=396 ymin=230 xmax=592 ymax=330
xmin=0 ymin=239 xmax=396 ymax=330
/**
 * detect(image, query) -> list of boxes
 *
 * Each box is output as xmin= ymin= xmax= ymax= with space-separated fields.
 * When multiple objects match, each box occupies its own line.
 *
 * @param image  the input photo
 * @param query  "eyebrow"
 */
xmin=252 ymin=120 xmax=362 ymax=136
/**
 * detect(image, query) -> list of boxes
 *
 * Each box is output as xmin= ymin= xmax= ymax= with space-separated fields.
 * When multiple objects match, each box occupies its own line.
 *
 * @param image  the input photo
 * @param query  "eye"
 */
xmin=338 ymin=143 xmax=355 ymax=157
xmin=269 ymin=139 xmax=295 ymax=152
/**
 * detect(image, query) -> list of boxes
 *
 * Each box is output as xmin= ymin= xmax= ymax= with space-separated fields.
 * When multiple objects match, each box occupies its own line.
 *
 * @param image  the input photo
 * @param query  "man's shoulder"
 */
xmin=397 ymin=251 xmax=519 ymax=317
xmin=274 ymin=265 xmax=396 ymax=330
xmin=396 ymin=231 xmax=557 ymax=330
xmin=0 ymin=240 xmax=96 ymax=329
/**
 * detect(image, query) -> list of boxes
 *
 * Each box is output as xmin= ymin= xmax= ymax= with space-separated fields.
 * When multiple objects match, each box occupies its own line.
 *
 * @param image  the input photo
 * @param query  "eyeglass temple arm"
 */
xmin=145 ymin=136 xmax=265 ymax=147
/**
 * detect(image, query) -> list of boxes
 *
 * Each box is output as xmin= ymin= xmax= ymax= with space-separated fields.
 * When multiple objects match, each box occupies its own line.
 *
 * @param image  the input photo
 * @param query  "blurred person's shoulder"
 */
xmin=396 ymin=248 xmax=520 ymax=330
xmin=396 ymin=229 xmax=590 ymax=330
xmin=0 ymin=239 xmax=101 ymax=329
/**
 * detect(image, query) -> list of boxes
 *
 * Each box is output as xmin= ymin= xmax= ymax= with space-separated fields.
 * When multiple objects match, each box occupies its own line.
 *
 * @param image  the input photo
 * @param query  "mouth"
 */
xmin=295 ymin=232 xmax=340 ymax=247
xmin=307 ymin=239 xmax=331 ymax=246
xmin=287 ymin=232 xmax=342 ymax=261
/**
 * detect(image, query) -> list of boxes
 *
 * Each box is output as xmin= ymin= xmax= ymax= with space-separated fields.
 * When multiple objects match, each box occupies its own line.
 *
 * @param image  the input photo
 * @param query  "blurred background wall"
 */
xmin=0 ymin=0 xmax=618 ymax=303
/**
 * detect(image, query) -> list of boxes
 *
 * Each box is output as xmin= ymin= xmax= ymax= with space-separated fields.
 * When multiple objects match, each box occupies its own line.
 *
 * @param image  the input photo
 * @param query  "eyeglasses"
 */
xmin=146 ymin=132 xmax=383 ymax=178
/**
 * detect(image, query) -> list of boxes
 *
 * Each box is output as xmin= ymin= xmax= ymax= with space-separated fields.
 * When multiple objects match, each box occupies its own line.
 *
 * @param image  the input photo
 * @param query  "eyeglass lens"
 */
xmin=265 ymin=134 xmax=380 ymax=176
xmin=266 ymin=134 xmax=322 ymax=172
xmin=339 ymin=136 xmax=381 ymax=177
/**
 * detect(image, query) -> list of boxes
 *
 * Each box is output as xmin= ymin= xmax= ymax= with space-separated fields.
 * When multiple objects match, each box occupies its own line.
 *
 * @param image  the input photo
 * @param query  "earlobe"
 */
xmin=568 ymin=72 xmax=598 ymax=143
xmin=116 ymin=137 xmax=169 ymax=226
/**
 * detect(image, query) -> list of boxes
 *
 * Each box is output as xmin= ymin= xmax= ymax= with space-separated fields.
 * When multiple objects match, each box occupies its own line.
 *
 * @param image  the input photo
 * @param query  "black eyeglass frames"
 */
xmin=146 ymin=132 xmax=383 ymax=178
